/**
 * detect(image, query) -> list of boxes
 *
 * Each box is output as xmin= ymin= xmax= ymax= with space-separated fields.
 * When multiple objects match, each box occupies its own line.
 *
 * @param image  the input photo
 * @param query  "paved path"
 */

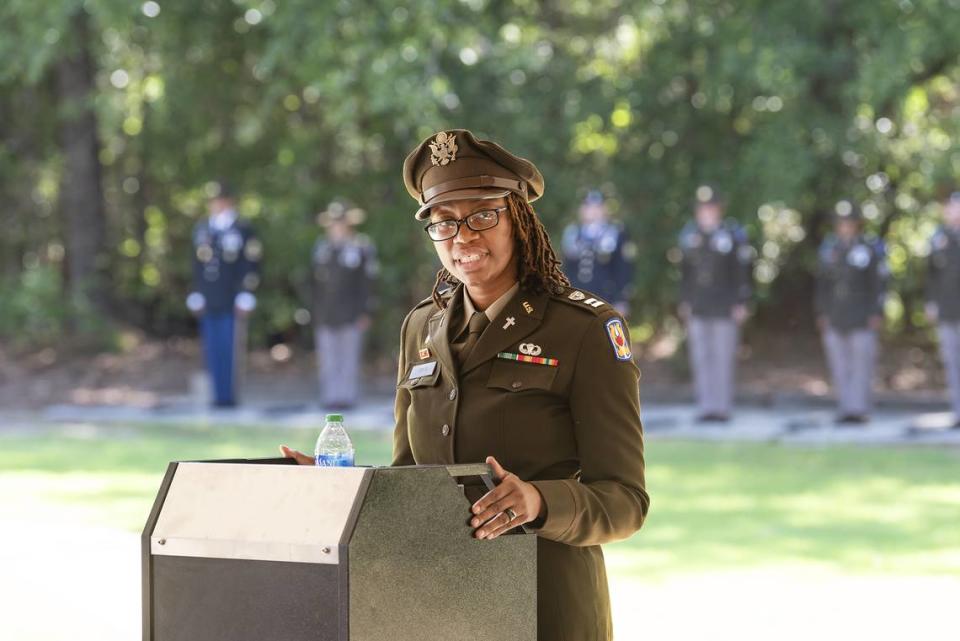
xmin=11 ymin=395 xmax=960 ymax=446
xmin=1 ymin=516 xmax=140 ymax=641
xmin=2 ymin=515 xmax=956 ymax=641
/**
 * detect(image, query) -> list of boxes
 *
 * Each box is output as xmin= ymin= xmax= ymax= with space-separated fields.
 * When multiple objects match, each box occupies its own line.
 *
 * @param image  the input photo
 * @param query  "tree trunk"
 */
xmin=56 ymin=8 xmax=108 ymax=317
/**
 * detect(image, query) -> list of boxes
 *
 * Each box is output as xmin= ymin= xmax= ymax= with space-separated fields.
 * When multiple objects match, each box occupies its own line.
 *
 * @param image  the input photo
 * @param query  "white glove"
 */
xmin=235 ymin=292 xmax=257 ymax=312
xmin=186 ymin=292 xmax=206 ymax=313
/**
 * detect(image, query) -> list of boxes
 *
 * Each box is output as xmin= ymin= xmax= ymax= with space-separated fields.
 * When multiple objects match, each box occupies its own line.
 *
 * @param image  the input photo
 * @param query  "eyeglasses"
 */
xmin=423 ymin=207 xmax=506 ymax=242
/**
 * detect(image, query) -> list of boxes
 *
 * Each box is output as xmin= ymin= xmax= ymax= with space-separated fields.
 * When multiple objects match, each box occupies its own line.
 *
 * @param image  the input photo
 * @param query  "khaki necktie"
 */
xmin=452 ymin=311 xmax=490 ymax=368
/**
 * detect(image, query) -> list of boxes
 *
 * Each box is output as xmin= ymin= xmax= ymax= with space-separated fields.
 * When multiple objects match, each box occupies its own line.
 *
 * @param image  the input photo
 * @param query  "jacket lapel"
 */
xmin=461 ymin=288 xmax=548 ymax=375
xmin=425 ymin=287 xmax=460 ymax=379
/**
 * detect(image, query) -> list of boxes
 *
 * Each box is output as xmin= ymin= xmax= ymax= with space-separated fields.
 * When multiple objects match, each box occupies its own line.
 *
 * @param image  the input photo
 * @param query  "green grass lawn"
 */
xmin=2 ymin=422 xmax=959 ymax=579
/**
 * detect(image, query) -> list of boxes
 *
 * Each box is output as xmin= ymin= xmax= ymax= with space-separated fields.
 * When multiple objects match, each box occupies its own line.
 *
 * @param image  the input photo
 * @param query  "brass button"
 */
xmin=441 ymin=424 xmax=451 ymax=436
xmin=448 ymin=388 xmax=457 ymax=401
xmin=511 ymin=381 xmax=522 ymax=389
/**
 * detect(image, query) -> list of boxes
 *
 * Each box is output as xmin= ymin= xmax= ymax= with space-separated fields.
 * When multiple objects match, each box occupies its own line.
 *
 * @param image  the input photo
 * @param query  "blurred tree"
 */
xmin=57 ymin=6 xmax=108 ymax=317
xmin=0 ymin=0 xmax=959 ymax=356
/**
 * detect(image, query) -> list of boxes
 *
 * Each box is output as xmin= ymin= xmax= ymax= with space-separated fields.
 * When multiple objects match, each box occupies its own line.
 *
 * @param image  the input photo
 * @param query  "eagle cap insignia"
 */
xmin=429 ymin=132 xmax=458 ymax=166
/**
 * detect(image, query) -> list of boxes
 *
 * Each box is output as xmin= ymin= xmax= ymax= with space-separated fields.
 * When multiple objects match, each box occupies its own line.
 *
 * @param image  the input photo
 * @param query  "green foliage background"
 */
xmin=2 ymin=0 xmax=960 ymax=353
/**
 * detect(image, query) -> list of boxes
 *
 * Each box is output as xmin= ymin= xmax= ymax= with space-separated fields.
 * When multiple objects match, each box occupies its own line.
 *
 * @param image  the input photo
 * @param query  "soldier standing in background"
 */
xmin=678 ymin=185 xmax=753 ymax=423
xmin=925 ymin=191 xmax=960 ymax=429
xmin=312 ymin=200 xmax=378 ymax=410
xmin=186 ymin=180 xmax=262 ymax=408
xmin=561 ymin=190 xmax=636 ymax=316
xmin=815 ymin=200 xmax=888 ymax=425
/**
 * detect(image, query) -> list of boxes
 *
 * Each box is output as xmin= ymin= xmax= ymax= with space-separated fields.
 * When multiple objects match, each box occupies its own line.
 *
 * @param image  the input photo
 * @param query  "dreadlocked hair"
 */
xmin=431 ymin=192 xmax=570 ymax=309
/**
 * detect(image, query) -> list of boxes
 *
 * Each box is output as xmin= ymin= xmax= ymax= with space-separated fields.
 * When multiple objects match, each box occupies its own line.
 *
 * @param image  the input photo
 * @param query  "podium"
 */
xmin=142 ymin=459 xmax=537 ymax=641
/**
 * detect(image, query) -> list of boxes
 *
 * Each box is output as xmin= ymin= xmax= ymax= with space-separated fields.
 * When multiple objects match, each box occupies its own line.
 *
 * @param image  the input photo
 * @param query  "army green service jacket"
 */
xmin=392 ymin=283 xmax=649 ymax=641
xmin=815 ymin=234 xmax=888 ymax=331
xmin=678 ymin=219 xmax=754 ymax=318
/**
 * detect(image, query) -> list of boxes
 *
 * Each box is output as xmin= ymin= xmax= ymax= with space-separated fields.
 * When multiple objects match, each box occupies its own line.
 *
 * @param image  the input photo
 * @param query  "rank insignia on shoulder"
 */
xmin=605 ymin=318 xmax=632 ymax=361
xmin=568 ymin=290 xmax=586 ymax=301
xmin=583 ymin=297 xmax=605 ymax=308
xmin=497 ymin=352 xmax=559 ymax=367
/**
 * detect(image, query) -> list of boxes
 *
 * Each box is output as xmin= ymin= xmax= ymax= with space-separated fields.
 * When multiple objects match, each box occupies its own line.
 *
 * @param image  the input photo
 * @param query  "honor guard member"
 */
xmin=186 ymin=180 xmax=262 ymax=408
xmin=925 ymin=191 xmax=960 ymax=428
xmin=678 ymin=185 xmax=754 ymax=422
xmin=815 ymin=199 xmax=888 ymax=424
xmin=311 ymin=200 xmax=378 ymax=410
xmin=561 ymin=190 xmax=637 ymax=316
xmin=282 ymin=129 xmax=649 ymax=641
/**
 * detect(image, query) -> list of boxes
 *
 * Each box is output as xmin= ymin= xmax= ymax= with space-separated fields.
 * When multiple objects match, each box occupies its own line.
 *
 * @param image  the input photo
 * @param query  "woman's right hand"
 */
xmin=279 ymin=445 xmax=314 ymax=466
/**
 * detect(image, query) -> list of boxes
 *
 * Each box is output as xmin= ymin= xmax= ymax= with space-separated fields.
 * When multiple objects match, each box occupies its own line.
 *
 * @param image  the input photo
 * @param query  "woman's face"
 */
xmin=836 ymin=219 xmax=859 ymax=240
xmin=429 ymin=196 xmax=517 ymax=293
xmin=694 ymin=203 xmax=723 ymax=230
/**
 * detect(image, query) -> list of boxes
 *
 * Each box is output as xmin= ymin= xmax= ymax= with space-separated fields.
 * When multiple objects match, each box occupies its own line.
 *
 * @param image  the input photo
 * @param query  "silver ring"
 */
xmin=505 ymin=508 xmax=518 ymax=522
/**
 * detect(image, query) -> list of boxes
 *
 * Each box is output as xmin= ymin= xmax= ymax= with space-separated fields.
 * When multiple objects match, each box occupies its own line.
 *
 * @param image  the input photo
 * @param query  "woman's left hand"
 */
xmin=470 ymin=456 xmax=545 ymax=540
xmin=279 ymin=445 xmax=314 ymax=466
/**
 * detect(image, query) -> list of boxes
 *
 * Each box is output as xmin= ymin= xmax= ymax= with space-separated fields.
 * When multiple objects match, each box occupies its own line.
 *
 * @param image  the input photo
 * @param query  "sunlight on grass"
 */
xmin=606 ymin=441 xmax=960 ymax=577
xmin=1 ymin=424 xmax=959 ymax=579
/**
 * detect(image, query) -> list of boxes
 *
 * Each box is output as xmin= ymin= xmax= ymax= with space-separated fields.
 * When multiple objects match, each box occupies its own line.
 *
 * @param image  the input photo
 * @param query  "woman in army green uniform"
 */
xmin=285 ymin=129 xmax=648 ymax=640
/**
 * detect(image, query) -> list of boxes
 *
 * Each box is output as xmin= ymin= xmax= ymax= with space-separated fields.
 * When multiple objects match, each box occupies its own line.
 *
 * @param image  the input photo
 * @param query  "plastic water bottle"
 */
xmin=314 ymin=414 xmax=355 ymax=467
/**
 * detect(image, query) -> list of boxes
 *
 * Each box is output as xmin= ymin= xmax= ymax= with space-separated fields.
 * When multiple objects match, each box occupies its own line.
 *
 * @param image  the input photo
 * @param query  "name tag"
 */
xmin=408 ymin=361 xmax=437 ymax=379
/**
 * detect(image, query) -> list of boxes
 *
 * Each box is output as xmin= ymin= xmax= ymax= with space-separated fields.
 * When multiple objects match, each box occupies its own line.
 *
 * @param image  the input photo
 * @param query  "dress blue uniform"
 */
xmin=187 ymin=202 xmax=262 ymax=407
xmin=561 ymin=192 xmax=636 ymax=312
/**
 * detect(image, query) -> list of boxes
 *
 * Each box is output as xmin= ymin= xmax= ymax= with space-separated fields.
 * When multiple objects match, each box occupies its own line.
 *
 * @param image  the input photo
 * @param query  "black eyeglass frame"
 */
xmin=423 ymin=207 xmax=507 ymax=242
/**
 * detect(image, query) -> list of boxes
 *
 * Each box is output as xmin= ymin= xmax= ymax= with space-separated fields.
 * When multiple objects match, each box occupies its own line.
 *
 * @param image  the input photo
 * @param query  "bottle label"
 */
xmin=315 ymin=452 xmax=355 ymax=467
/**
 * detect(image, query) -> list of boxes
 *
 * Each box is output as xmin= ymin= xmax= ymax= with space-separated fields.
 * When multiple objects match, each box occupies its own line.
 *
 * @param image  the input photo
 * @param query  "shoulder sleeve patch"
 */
xmin=605 ymin=317 xmax=633 ymax=361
